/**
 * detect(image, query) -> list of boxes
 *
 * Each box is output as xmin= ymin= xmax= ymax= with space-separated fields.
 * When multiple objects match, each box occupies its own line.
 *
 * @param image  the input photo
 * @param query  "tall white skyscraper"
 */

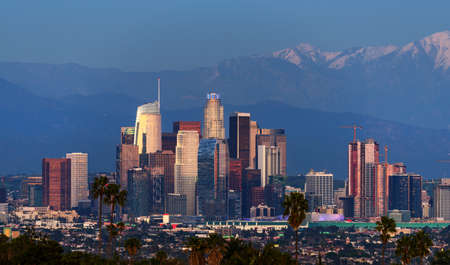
xmin=66 ymin=152 xmax=88 ymax=208
xmin=134 ymin=79 xmax=162 ymax=154
xmin=305 ymin=169 xmax=334 ymax=206
xmin=174 ymin=130 xmax=199 ymax=216
xmin=202 ymin=93 xmax=225 ymax=140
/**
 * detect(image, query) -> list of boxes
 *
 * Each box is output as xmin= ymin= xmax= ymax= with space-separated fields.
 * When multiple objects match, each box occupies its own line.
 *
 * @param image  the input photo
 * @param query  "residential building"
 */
xmin=305 ymin=170 xmax=334 ymax=207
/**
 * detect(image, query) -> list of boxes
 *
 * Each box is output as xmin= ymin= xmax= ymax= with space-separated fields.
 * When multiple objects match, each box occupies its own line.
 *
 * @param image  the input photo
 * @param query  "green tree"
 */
xmin=431 ymin=249 xmax=450 ymax=265
xmin=186 ymin=236 xmax=206 ymax=265
xmin=282 ymin=191 xmax=308 ymax=262
xmin=396 ymin=235 xmax=414 ymax=265
xmin=104 ymin=183 xmax=127 ymax=257
xmin=376 ymin=216 xmax=397 ymax=265
xmin=92 ymin=176 xmax=109 ymax=254
xmin=124 ymin=238 xmax=142 ymax=265
xmin=412 ymin=230 xmax=433 ymax=265
xmin=221 ymin=237 xmax=255 ymax=265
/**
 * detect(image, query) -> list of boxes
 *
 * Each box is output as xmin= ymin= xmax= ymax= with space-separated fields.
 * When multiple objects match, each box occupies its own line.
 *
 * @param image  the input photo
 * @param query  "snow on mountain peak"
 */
xmin=272 ymin=30 xmax=450 ymax=70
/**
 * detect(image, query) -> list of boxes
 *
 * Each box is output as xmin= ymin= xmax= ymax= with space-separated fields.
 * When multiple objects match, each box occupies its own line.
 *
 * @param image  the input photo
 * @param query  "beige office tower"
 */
xmin=174 ymin=130 xmax=199 ymax=216
xmin=134 ymin=101 xmax=162 ymax=154
xmin=257 ymin=145 xmax=280 ymax=187
xmin=202 ymin=93 xmax=225 ymax=140
xmin=249 ymin=120 xmax=258 ymax=169
xmin=66 ymin=153 xmax=88 ymax=208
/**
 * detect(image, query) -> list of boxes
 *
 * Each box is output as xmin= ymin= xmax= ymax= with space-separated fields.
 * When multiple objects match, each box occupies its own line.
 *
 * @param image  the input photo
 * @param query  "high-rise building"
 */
xmin=197 ymin=139 xmax=229 ymax=219
xmin=264 ymin=176 xmax=285 ymax=216
xmin=229 ymin=112 xmax=250 ymax=169
xmin=434 ymin=178 xmax=450 ymax=220
xmin=42 ymin=158 xmax=71 ymax=211
xmin=202 ymin=93 xmax=225 ymax=140
xmin=229 ymin=159 xmax=243 ymax=192
xmin=28 ymin=183 xmax=43 ymax=207
xmin=162 ymin=133 xmax=177 ymax=153
xmin=127 ymin=168 xmax=151 ymax=218
xmin=347 ymin=139 xmax=380 ymax=218
xmin=242 ymin=168 xmax=261 ymax=217
xmin=174 ymin=130 xmax=199 ymax=216
xmin=305 ymin=170 xmax=334 ymax=207
xmin=388 ymin=173 xmax=423 ymax=218
xmin=134 ymin=101 xmax=162 ymax=154
xmin=66 ymin=153 xmax=88 ymax=208
xmin=116 ymin=144 xmax=139 ymax=190
xmin=121 ymin=127 xmax=135 ymax=145
xmin=249 ymin=120 xmax=258 ymax=169
xmin=256 ymin=129 xmax=287 ymax=176
xmin=257 ymin=145 xmax=280 ymax=187
xmin=149 ymin=167 xmax=165 ymax=214
xmin=140 ymin=150 xmax=175 ymax=194
xmin=173 ymin=121 xmax=202 ymax=138
xmin=228 ymin=189 xmax=242 ymax=219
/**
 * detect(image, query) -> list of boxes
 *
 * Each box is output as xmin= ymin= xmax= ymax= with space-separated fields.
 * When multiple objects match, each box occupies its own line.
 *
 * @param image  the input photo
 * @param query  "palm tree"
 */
xmin=282 ymin=191 xmax=308 ymax=262
xmin=104 ymin=184 xmax=127 ymax=258
xmin=186 ymin=236 xmax=206 ymax=265
xmin=124 ymin=237 xmax=142 ymax=265
xmin=205 ymin=234 xmax=225 ymax=265
xmin=92 ymin=176 xmax=109 ymax=254
xmin=376 ymin=216 xmax=397 ymax=265
xmin=396 ymin=235 xmax=414 ymax=265
xmin=412 ymin=230 xmax=433 ymax=265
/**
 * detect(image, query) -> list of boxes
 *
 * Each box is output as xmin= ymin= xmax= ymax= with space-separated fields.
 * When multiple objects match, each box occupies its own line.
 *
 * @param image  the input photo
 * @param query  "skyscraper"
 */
xmin=197 ymin=139 xmax=229 ymax=219
xmin=127 ymin=168 xmax=151 ymax=218
xmin=305 ymin=170 xmax=334 ymax=206
xmin=229 ymin=112 xmax=251 ymax=169
xmin=434 ymin=178 xmax=450 ymax=220
xmin=256 ymin=128 xmax=287 ymax=176
xmin=134 ymin=88 xmax=162 ymax=154
xmin=249 ymin=120 xmax=258 ymax=169
xmin=173 ymin=121 xmax=202 ymax=138
xmin=116 ymin=144 xmax=139 ymax=190
xmin=140 ymin=150 xmax=175 ymax=194
xmin=162 ymin=133 xmax=177 ymax=153
xmin=174 ymin=130 xmax=199 ymax=216
xmin=121 ymin=127 xmax=135 ymax=145
xmin=42 ymin=158 xmax=71 ymax=211
xmin=202 ymin=93 xmax=225 ymax=140
xmin=242 ymin=168 xmax=261 ymax=217
xmin=257 ymin=145 xmax=280 ymax=187
xmin=66 ymin=153 xmax=88 ymax=208
xmin=229 ymin=159 xmax=243 ymax=192
xmin=388 ymin=173 xmax=423 ymax=218
xmin=347 ymin=139 xmax=380 ymax=218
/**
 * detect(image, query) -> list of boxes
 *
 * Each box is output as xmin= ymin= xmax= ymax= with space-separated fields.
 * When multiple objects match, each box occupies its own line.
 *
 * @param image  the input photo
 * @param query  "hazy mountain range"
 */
xmin=0 ymin=31 xmax=449 ymax=177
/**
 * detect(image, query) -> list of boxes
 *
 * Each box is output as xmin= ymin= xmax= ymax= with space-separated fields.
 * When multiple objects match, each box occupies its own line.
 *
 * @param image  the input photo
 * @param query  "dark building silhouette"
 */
xmin=162 ymin=133 xmax=177 ymax=153
xmin=389 ymin=173 xmax=423 ymax=218
xmin=42 ymin=158 xmax=71 ymax=211
xmin=141 ymin=150 xmax=175 ymax=195
xmin=229 ymin=112 xmax=250 ymax=169
xmin=173 ymin=121 xmax=201 ymax=138
xmin=229 ymin=159 xmax=243 ymax=192
xmin=242 ymin=168 xmax=261 ymax=218
xmin=127 ymin=168 xmax=151 ymax=218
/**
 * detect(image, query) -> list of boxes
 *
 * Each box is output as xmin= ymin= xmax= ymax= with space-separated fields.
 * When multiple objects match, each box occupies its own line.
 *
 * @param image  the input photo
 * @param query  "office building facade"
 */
xmin=229 ymin=112 xmax=251 ymax=169
xmin=434 ymin=178 xmax=450 ymax=220
xmin=197 ymin=139 xmax=229 ymax=219
xmin=202 ymin=93 xmax=225 ymax=140
xmin=305 ymin=170 xmax=334 ymax=207
xmin=42 ymin=158 xmax=71 ymax=211
xmin=127 ymin=168 xmax=151 ymax=218
xmin=388 ymin=173 xmax=423 ymax=218
xmin=134 ymin=101 xmax=162 ymax=154
xmin=66 ymin=153 xmax=88 ymax=208
xmin=174 ymin=130 xmax=199 ymax=216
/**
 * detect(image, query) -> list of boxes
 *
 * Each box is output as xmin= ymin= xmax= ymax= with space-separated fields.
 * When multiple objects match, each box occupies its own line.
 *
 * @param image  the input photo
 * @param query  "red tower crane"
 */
xmin=340 ymin=125 xmax=363 ymax=143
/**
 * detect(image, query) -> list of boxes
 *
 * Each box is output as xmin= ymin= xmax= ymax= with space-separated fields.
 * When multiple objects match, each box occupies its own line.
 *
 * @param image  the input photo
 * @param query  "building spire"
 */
xmin=157 ymin=77 xmax=161 ymax=111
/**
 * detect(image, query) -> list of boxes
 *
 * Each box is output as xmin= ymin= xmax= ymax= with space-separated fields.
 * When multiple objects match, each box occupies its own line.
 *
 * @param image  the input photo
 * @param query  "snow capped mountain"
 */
xmin=273 ymin=30 xmax=450 ymax=70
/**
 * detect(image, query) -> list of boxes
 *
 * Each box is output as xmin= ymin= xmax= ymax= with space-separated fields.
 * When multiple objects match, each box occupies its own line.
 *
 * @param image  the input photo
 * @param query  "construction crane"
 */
xmin=340 ymin=124 xmax=363 ymax=143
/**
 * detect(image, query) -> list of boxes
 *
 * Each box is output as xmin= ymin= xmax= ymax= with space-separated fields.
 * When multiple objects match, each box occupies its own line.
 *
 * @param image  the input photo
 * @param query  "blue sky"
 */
xmin=1 ymin=0 xmax=449 ymax=71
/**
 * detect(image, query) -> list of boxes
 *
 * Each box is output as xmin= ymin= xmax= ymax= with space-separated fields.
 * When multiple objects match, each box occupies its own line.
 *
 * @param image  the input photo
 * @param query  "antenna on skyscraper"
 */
xmin=157 ymin=77 xmax=161 ymax=111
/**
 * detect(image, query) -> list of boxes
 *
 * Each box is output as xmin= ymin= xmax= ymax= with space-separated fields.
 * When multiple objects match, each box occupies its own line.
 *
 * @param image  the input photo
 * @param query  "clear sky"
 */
xmin=1 ymin=0 xmax=449 ymax=72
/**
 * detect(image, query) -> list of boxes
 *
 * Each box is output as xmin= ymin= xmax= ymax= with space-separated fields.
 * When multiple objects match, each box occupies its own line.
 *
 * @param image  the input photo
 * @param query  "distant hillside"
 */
xmin=0 ymin=31 xmax=449 ymax=129
xmin=0 ymin=78 xmax=448 ymax=178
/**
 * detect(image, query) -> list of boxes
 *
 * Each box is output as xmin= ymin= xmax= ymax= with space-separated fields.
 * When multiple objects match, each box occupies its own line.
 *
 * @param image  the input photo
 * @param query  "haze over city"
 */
xmin=0 ymin=1 xmax=449 ymax=265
